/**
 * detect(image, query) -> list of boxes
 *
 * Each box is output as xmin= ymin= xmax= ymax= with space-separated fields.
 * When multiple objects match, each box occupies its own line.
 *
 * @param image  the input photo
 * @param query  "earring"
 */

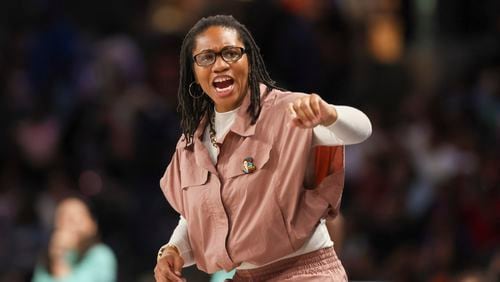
xmin=189 ymin=82 xmax=204 ymax=99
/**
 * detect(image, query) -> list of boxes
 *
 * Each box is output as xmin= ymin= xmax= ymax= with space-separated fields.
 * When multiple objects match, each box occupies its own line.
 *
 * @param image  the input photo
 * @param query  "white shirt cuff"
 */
xmin=313 ymin=105 xmax=372 ymax=146
xmin=168 ymin=216 xmax=195 ymax=267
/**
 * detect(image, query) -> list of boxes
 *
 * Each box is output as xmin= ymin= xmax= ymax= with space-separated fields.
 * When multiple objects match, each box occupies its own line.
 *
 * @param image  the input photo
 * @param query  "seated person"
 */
xmin=32 ymin=197 xmax=117 ymax=282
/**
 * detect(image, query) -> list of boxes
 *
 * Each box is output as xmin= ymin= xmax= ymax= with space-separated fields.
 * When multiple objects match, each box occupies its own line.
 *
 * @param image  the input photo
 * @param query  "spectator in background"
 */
xmin=32 ymin=197 xmax=117 ymax=282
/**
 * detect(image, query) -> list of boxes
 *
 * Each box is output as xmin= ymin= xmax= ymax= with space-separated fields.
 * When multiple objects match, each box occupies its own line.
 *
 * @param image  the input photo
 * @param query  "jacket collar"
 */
xmin=228 ymin=87 xmax=256 ymax=138
xmin=231 ymin=83 xmax=271 ymax=137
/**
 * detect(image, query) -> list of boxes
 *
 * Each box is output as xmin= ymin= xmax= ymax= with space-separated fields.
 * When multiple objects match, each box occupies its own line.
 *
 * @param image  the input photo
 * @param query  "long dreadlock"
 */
xmin=177 ymin=15 xmax=282 ymax=145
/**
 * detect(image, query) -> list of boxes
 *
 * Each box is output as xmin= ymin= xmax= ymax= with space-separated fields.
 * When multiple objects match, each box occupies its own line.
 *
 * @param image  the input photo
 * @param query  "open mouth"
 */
xmin=213 ymin=76 xmax=234 ymax=94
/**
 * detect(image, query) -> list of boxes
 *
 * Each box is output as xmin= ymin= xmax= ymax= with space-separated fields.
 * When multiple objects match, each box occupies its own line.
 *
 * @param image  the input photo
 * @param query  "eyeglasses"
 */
xmin=193 ymin=46 xmax=246 ymax=67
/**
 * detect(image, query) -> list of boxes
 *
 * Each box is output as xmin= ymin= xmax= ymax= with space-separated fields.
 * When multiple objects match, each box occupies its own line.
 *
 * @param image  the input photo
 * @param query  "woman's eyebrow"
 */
xmin=195 ymin=45 xmax=237 ymax=53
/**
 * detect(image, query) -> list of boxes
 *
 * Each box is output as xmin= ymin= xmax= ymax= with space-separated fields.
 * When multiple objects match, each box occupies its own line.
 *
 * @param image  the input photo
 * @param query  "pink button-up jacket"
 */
xmin=160 ymin=87 xmax=344 ymax=273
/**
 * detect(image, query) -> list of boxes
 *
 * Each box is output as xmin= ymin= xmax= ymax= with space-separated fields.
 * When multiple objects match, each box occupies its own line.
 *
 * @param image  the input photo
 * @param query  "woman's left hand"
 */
xmin=49 ymin=229 xmax=79 ymax=260
xmin=288 ymin=94 xmax=338 ymax=128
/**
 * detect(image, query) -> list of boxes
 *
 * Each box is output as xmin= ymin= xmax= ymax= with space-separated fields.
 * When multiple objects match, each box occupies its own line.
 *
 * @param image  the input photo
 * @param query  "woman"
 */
xmin=154 ymin=15 xmax=371 ymax=281
xmin=32 ymin=197 xmax=117 ymax=282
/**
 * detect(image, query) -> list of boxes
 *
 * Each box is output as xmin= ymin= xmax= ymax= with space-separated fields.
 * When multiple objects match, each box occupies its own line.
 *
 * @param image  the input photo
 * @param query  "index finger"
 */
xmin=310 ymin=94 xmax=321 ymax=117
xmin=154 ymin=265 xmax=168 ymax=282
xmin=288 ymin=102 xmax=298 ymax=119
xmin=155 ymin=259 xmax=184 ymax=282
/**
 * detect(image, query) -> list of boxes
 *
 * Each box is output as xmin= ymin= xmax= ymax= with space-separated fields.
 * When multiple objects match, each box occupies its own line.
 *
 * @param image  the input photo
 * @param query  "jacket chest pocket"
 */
xmin=180 ymin=165 xmax=209 ymax=190
xmin=179 ymin=164 xmax=210 ymax=220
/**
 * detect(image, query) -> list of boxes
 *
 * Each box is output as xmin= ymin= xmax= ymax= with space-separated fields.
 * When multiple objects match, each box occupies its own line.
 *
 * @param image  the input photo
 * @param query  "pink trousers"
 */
xmin=230 ymin=247 xmax=348 ymax=282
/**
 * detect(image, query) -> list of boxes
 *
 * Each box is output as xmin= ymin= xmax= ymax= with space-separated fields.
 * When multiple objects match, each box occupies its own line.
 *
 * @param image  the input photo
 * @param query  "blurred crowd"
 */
xmin=0 ymin=0 xmax=498 ymax=281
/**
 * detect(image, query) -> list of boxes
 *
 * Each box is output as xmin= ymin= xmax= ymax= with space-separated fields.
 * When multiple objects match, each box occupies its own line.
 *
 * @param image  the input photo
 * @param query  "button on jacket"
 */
xmin=160 ymin=87 xmax=345 ymax=273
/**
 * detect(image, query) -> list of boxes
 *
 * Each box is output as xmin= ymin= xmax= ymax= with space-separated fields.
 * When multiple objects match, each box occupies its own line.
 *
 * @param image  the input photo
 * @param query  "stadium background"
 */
xmin=0 ymin=0 xmax=498 ymax=281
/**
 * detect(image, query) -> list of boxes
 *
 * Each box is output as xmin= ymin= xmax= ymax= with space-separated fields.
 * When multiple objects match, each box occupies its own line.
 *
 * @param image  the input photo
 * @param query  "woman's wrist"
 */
xmin=157 ymin=244 xmax=180 ymax=261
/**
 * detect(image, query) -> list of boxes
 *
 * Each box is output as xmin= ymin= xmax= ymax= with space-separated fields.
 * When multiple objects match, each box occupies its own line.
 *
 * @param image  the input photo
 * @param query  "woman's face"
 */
xmin=54 ymin=198 xmax=97 ymax=239
xmin=192 ymin=26 xmax=249 ymax=112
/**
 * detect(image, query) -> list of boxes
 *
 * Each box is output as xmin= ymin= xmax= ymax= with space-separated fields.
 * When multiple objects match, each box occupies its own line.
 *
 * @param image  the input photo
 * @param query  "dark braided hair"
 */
xmin=178 ymin=15 xmax=281 ymax=145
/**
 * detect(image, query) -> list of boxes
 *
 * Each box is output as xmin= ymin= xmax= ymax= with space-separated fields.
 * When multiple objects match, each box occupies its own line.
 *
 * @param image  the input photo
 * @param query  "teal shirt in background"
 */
xmin=210 ymin=269 xmax=236 ymax=282
xmin=32 ymin=243 xmax=117 ymax=282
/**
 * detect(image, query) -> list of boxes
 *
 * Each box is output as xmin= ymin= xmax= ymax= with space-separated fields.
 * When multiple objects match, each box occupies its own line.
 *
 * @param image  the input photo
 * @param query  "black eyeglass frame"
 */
xmin=192 ymin=46 xmax=246 ymax=67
